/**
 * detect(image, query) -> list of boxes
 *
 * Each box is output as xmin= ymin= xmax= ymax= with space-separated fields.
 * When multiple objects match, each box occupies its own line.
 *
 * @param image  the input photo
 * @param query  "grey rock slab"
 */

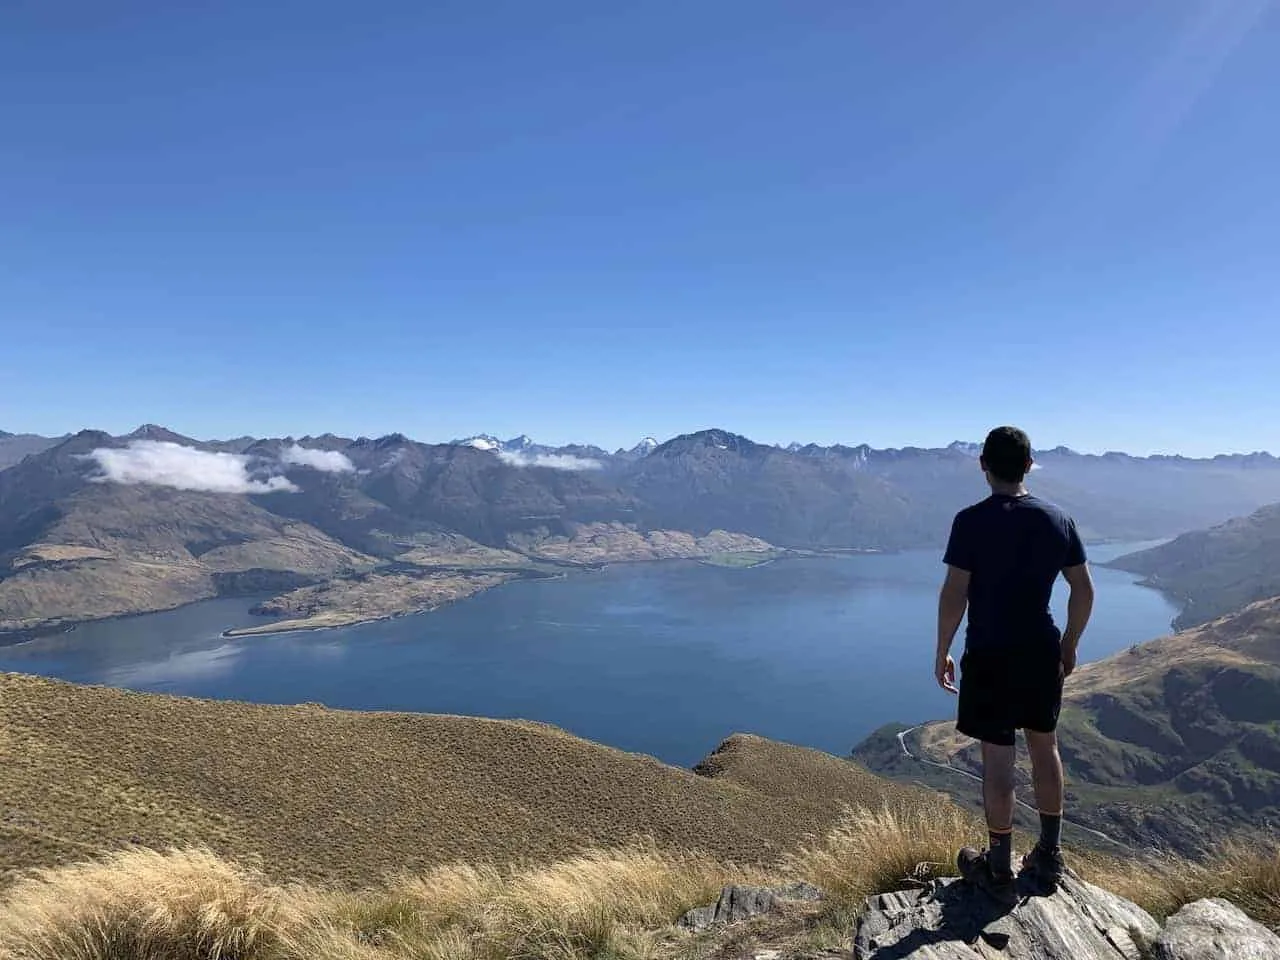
xmin=679 ymin=882 xmax=826 ymax=932
xmin=853 ymin=873 xmax=1159 ymax=959
xmin=1152 ymin=898 xmax=1280 ymax=960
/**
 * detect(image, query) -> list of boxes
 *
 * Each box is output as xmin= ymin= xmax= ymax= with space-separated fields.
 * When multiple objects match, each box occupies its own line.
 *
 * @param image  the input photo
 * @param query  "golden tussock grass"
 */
xmin=334 ymin=844 xmax=763 ymax=960
xmin=0 ymin=843 xmax=759 ymax=960
xmin=0 ymin=846 xmax=314 ymax=960
xmin=1082 ymin=840 xmax=1280 ymax=929
xmin=2 ymin=812 xmax=1280 ymax=960
xmin=785 ymin=803 xmax=984 ymax=910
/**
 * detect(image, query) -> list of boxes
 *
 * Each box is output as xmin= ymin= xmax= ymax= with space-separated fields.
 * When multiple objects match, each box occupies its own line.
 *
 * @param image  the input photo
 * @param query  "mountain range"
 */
xmin=6 ymin=424 xmax=1280 ymax=635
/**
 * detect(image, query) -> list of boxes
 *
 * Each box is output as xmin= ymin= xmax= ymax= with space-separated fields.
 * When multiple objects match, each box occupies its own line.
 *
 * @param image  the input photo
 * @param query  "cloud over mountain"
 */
xmin=497 ymin=450 xmax=603 ymax=471
xmin=86 ymin=441 xmax=298 ymax=494
xmin=280 ymin=444 xmax=356 ymax=473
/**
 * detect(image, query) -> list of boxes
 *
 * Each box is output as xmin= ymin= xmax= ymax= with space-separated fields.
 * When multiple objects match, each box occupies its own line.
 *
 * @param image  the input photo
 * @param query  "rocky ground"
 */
xmin=679 ymin=873 xmax=1280 ymax=959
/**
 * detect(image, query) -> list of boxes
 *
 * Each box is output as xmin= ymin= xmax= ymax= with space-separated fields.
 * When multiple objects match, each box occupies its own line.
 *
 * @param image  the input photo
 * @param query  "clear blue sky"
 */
xmin=2 ymin=2 xmax=1277 ymax=455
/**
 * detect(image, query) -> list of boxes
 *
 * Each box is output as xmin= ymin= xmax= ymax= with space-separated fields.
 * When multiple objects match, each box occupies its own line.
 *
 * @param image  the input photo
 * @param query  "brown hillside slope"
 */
xmin=0 ymin=673 xmax=938 ymax=885
xmin=0 ymin=484 xmax=373 ymax=633
xmin=1109 ymin=502 xmax=1280 ymax=629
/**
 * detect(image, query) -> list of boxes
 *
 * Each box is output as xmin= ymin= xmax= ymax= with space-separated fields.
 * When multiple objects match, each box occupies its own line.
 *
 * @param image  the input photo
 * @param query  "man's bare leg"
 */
xmin=1024 ymin=730 xmax=1066 ymax=879
xmin=982 ymin=741 xmax=1016 ymax=877
xmin=1025 ymin=730 xmax=1064 ymax=818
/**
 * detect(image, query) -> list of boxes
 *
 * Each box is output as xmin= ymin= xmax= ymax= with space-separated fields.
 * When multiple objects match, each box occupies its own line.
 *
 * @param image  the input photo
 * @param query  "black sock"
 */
xmin=1039 ymin=812 xmax=1063 ymax=851
xmin=988 ymin=830 xmax=1013 ymax=877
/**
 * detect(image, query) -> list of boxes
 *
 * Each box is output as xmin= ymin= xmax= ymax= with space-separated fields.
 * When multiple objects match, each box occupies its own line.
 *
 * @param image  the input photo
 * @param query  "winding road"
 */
xmin=895 ymin=725 xmax=1127 ymax=849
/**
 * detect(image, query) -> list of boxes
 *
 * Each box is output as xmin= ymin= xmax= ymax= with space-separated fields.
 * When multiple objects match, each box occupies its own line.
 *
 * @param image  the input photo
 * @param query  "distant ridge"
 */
xmin=5 ymin=424 xmax=1276 ymax=464
xmin=6 ymin=422 xmax=1280 ymax=633
xmin=0 ymin=430 xmax=63 ymax=470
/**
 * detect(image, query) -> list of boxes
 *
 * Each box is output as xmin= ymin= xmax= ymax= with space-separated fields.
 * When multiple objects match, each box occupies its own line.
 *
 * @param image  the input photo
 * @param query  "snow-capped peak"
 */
xmin=458 ymin=434 xmax=541 ymax=454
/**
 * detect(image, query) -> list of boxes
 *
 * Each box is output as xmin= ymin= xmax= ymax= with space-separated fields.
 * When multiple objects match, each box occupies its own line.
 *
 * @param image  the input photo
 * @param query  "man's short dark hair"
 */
xmin=982 ymin=426 xmax=1032 ymax=483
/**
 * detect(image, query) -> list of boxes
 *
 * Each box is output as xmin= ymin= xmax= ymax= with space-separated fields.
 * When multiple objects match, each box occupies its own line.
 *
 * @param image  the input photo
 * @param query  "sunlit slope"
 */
xmin=0 ymin=673 xmax=936 ymax=884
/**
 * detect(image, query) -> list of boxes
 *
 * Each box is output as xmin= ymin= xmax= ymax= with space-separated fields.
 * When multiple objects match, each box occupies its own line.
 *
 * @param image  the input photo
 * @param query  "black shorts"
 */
xmin=957 ymin=647 xmax=1064 ymax=747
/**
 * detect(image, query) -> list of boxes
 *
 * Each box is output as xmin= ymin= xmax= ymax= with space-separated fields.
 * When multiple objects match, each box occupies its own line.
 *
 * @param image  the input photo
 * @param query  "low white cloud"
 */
xmin=498 ymin=450 xmax=603 ymax=471
xmin=86 ymin=441 xmax=298 ymax=494
xmin=280 ymin=443 xmax=355 ymax=473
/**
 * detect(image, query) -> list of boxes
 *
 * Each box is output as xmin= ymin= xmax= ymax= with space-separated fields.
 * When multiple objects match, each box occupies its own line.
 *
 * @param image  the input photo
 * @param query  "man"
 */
xmin=935 ymin=425 xmax=1094 ymax=903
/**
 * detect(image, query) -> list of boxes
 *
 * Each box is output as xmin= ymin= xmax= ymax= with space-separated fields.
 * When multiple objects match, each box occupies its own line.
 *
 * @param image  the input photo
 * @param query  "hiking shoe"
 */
xmin=1021 ymin=843 xmax=1066 ymax=888
xmin=957 ymin=846 xmax=1018 ymax=906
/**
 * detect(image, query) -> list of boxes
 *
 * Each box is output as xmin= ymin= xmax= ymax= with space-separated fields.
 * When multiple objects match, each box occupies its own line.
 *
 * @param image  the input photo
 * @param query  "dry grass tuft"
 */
xmin=1082 ymin=840 xmax=1280 ymax=929
xmin=785 ymin=803 xmax=983 ymax=911
xmin=0 ymin=843 xmax=755 ymax=960
xmin=0 ymin=845 xmax=315 ymax=960
xmin=332 ymin=843 xmax=758 ymax=960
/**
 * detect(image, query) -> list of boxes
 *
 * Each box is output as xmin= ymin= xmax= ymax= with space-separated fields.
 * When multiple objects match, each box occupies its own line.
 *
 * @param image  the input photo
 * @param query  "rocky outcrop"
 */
xmin=854 ymin=873 xmax=1158 ymax=959
xmin=679 ymin=872 xmax=1280 ymax=960
xmin=679 ymin=882 xmax=824 ymax=932
xmin=1151 ymin=898 xmax=1280 ymax=959
xmin=852 ymin=872 xmax=1280 ymax=960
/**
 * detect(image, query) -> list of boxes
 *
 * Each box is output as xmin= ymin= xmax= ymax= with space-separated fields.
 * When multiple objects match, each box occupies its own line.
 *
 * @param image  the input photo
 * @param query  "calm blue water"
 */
xmin=0 ymin=545 xmax=1176 ymax=767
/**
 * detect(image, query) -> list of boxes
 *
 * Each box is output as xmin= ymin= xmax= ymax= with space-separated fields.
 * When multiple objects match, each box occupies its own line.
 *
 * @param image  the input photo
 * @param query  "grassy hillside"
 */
xmin=858 ymin=597 xmax=1280 ymax=855
xmin=1109 ymin=502 xmax=1280 ymax=628
xmin=0 ymin=673 xmax=937 ymax=885
xmin=7 ymin=674 xmax=1280 ymax=958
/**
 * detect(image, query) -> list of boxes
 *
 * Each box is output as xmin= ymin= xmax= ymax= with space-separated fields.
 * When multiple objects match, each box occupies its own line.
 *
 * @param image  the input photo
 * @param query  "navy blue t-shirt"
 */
xmin=943 ymin=493 xmax=1087 ymax=654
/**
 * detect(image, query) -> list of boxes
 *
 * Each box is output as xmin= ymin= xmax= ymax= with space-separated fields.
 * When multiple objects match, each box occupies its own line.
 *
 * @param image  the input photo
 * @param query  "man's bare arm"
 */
xmin=936 ymin=565 xmax=970 ymax=693
xmin=1060 ymin=563 xmax=1094 ymax=676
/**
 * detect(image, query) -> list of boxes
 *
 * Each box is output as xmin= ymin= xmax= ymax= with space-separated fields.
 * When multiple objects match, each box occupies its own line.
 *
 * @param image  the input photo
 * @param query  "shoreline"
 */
xmin=221 ymin=605 xmax=441 ymax=639
xmin=219 ymin=569 xmax=569 ymax=639
xmin=215 ymin=549 xmax=792 ymax=638
xmin=213 ymin=547 xmax=872 ymax=637
xmin=0 ymin=592 xmax=278 ymax=649
xmin=2 ymin=544 xmax=1188 ymax=646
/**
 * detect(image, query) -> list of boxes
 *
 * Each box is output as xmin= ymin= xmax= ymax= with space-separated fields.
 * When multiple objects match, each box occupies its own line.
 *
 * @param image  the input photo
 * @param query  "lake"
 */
xmin=0 ymin=543 xmax=1177 ymax=767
